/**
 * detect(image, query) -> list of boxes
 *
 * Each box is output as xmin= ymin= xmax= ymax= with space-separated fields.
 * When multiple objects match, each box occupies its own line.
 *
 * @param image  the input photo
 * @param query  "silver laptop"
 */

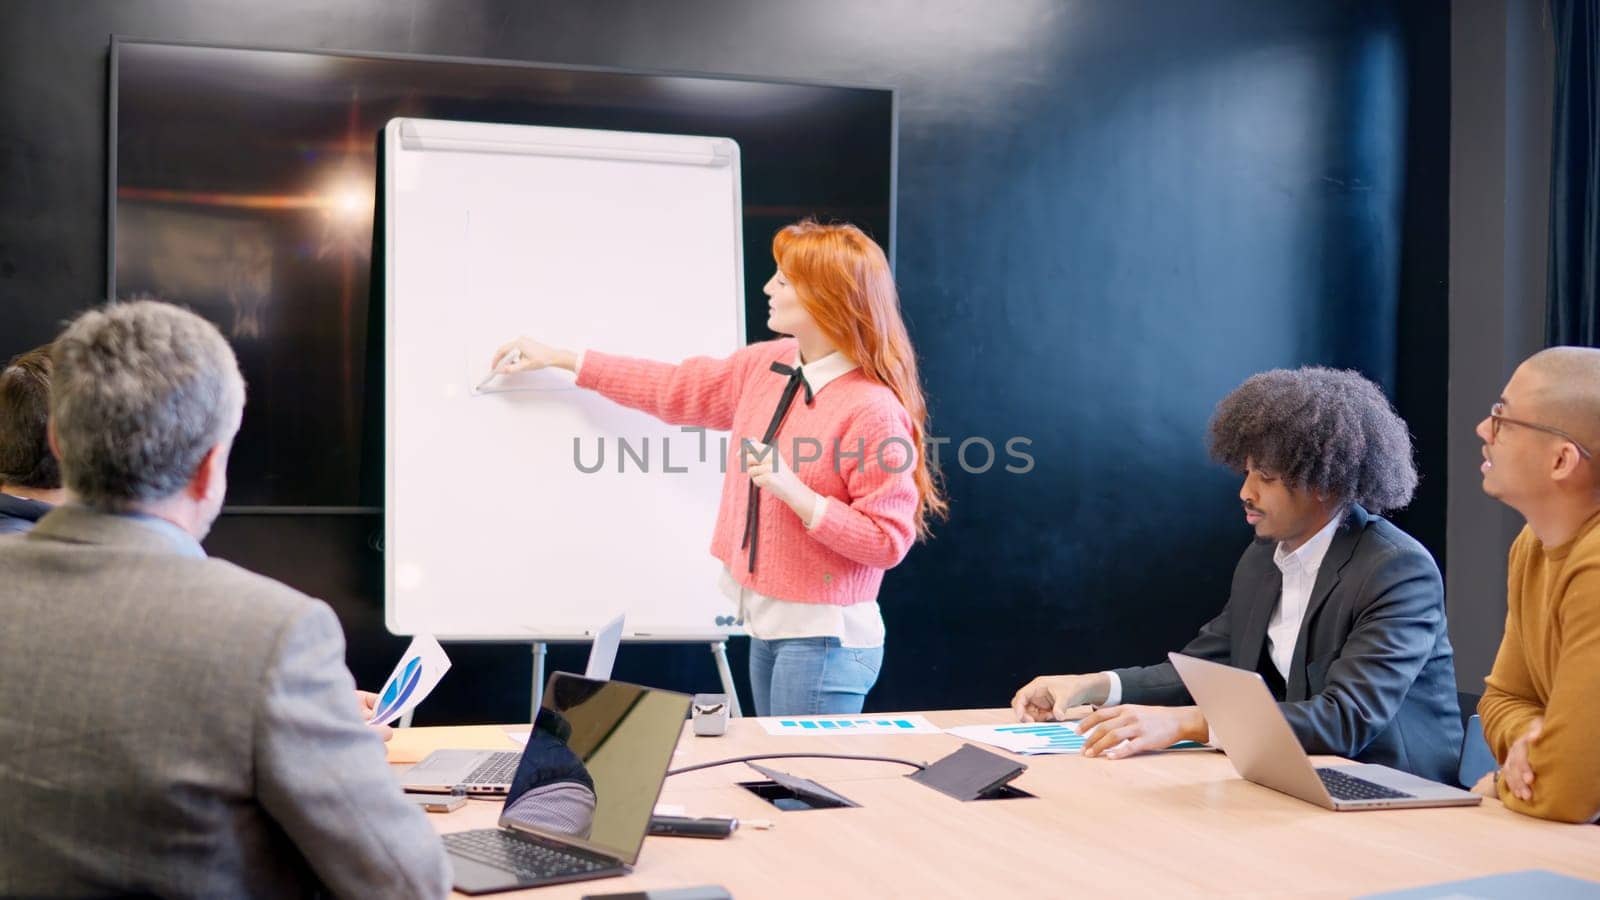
xmin=444 ymin=673 xmax=691 ymax=894
xmin=1169 ymin=652 xmax=1480 ymax=811
xmin=402 ymin=616 xmax=626 ymax=796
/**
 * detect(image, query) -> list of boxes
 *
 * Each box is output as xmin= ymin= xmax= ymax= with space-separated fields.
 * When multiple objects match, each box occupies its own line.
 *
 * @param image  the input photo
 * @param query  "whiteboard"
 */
xmin=383 ymin=118 xmax=745 ymax=641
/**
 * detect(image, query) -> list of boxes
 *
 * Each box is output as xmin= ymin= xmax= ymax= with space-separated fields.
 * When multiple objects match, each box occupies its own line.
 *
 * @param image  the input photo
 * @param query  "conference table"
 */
xmin=390 ymin=710 xmax=1600 ymax=899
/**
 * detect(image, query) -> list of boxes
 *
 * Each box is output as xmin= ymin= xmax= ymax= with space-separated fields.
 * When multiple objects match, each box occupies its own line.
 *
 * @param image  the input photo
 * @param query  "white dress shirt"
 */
xmin=1101 ymin=511 xmax=1344 ymax=706
xmin=1264 ymin=512 xmax=1342 ymax=678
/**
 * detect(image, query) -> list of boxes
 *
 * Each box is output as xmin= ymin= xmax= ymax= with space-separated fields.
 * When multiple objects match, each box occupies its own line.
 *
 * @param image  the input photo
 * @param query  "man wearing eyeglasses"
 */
xmin=1473 ymin=347 xmax=1600 ymax=823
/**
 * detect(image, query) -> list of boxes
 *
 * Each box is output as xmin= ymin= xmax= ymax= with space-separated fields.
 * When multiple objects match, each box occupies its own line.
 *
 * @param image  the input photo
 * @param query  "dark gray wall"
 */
xmin=1446 ymin=0 xmax=1553 ymax=693
xmin=1 ymin=0 xmax=1451 ymax=721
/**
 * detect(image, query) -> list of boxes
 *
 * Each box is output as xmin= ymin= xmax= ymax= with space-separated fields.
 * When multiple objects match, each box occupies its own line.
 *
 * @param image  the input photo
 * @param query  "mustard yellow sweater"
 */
xmin=1479 ymin=508 xmax=1600 ymax=823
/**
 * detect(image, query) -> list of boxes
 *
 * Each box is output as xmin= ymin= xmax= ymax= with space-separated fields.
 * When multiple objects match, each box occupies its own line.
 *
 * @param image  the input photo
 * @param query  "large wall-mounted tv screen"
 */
xmin=111 ymin=39 xmax=894 ymax=509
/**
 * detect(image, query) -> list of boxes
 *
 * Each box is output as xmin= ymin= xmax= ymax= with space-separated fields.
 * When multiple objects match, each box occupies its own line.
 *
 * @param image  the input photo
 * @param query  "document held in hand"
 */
xmin=368 ymin=633 xmax=452 ymax=726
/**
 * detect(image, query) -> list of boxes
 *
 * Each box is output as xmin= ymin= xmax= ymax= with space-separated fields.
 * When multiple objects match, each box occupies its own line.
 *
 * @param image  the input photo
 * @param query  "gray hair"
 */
xmin=50 ymin=300 xmax=246 ymax=511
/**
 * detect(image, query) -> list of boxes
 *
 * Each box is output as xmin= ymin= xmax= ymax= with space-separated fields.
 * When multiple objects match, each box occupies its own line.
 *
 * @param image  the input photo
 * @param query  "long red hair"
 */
xmin=772 ymin=220 xmax=948 ymax=539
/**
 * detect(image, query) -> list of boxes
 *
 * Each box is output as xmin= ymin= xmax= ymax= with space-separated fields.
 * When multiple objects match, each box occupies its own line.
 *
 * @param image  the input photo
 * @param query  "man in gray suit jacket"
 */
xmin=1012 ymin=367 xmax=1463 ymax=783
xmin=0 ymin=301 xmax=450 ymax=898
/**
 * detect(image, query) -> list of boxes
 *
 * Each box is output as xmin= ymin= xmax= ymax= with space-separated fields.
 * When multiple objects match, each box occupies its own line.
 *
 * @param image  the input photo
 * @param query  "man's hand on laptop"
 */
xmin=356 ymin=690 xmax=395 ymax=742
xmin=1076 ymin=704 xmax=1207 ymax=759
xmin=1010 ymin=673 xmax=1110 ymax=722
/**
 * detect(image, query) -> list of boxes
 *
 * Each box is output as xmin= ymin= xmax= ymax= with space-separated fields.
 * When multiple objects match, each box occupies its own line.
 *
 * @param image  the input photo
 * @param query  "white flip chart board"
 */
xmin=383 ymin=117 xmax=745 ymax=641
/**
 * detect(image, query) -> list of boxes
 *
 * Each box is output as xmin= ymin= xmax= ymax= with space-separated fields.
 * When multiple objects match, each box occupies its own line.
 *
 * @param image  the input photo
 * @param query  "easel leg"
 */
xmin=530 ymin=641 xmax=547 ymax=723
xmin=710 ymin=640 xmax=742 ymax=717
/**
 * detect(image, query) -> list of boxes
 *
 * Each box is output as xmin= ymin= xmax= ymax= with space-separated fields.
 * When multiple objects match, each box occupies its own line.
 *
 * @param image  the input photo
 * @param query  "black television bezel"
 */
xmin=104 ymin=36 xmax=898 ymax=515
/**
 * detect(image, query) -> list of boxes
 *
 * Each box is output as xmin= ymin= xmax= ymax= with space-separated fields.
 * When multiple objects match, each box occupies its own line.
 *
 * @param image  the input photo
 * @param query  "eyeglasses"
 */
xmin=1488 ymin=402 xmax=1594 ymax=459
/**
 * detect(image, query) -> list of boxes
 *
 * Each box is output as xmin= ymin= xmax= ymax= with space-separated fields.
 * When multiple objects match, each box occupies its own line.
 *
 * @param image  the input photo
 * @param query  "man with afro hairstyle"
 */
xmin=1013 ymin=367 xmax=1463 ymax=782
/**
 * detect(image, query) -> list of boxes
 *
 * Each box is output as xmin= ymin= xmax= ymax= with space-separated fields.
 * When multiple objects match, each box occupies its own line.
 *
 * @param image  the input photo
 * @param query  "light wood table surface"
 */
xmin=392 ymin=710 xmax=1600 ymax=899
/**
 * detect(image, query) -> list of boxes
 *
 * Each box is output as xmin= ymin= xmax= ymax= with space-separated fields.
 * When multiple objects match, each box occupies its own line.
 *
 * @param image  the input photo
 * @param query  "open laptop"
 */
xmin=581 ymin=613 xmax=624 ymax=680
xmin=1169 ymin=653 xmax=1480 ymax=811
xmin=443 ymin=672 xmax=691 ymax=894
xmin=402 ymin=615 xmax=625 ymax=796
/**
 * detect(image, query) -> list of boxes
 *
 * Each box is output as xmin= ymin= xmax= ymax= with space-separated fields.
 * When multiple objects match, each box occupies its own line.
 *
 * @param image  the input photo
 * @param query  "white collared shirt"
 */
xmin=1101 ymin=510 xmax=1344 ymax=706
xmin=1265 ymin=511 xmax=1343 ymax=679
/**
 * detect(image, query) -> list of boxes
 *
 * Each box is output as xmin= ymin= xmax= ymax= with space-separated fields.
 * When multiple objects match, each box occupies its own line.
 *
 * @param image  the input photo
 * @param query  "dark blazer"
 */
xmin=1113 ymin=505 xmax=1463 ymax=783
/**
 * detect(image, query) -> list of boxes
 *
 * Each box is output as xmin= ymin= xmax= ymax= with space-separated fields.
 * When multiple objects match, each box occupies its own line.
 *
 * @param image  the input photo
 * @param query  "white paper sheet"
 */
xmin=944 ymin=722 xmax=1088 ymax=755
xmin=367 ymin=634 xmax=451 ymax=726
xmin=757 ymin=714 xmax=942 ymax=735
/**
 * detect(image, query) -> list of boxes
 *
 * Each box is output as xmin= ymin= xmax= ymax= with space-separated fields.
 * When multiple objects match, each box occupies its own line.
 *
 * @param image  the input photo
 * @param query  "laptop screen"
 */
xmin=498 ymin=673 xmax=689 ymax=863
xmin=583 ymin=614 xmax=625 ymax=680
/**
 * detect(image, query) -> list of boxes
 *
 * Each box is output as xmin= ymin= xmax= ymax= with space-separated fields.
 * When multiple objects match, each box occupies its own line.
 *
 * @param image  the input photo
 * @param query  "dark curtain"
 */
xmin=1547 ymin=0 xmax=1600 ymax=347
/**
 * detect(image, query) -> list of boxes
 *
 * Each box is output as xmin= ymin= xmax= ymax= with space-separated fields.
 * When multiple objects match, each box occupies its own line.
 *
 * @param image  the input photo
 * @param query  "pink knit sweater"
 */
xmin=576 ymin=338 xmax=919 ymax=606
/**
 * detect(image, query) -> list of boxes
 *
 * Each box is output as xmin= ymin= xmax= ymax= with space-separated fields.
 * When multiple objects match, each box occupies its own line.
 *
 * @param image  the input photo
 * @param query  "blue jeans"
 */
xmin=748 ymin=637 xmax=884 ymax=717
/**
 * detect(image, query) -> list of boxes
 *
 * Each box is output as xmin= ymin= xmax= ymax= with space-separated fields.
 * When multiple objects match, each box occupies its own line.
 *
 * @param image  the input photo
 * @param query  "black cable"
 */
xmin=666 ymin=752 xmax=926 ymax=777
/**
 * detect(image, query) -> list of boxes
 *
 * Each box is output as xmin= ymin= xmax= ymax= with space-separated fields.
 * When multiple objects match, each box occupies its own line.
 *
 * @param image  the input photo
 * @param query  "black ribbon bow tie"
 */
xmin=741 ymin=361 xmax=816 ymax=574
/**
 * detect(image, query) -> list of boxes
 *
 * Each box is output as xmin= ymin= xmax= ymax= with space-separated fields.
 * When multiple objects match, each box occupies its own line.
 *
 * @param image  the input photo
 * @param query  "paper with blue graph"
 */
xmin=944 ymin=722 xmax=1091 ymax=754
xmin=759 ymin=714 xmax=942 ymax=735
xmin=944 ymin=722 xmax=1209 ymax=755
xmin=367 ymin=633 xmax=451 ymax=726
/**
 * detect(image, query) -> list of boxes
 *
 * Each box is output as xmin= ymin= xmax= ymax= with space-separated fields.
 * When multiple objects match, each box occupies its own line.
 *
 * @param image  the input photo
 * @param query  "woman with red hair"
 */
xmin=492 ymin=220 xmax=945 ymax=715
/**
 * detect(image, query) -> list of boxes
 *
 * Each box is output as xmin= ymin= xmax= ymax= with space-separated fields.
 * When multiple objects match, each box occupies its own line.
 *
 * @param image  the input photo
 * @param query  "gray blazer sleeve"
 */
xmin=1277 ymin=543 xmax=1443 ymax=758
xmin=1111 ymin=606 xmax=1232 ymax=706
xmin=253 ymin=603 xmax=451 ymax=900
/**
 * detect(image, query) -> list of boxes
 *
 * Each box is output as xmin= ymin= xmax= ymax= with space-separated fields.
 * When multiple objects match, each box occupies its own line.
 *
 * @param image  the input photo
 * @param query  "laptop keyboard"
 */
xmin=1315 ymin=767 xmax=1414 ymax=801
xmin=445 ymin=830 xmax=614 ymax=880
xmin=462 ymin=752 xmax=521 ymax=789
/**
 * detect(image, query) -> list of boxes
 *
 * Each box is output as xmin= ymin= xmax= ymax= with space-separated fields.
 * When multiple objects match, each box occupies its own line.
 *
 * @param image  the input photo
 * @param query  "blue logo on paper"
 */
xmin=370 ymin=656 xmax=423 ymax=724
